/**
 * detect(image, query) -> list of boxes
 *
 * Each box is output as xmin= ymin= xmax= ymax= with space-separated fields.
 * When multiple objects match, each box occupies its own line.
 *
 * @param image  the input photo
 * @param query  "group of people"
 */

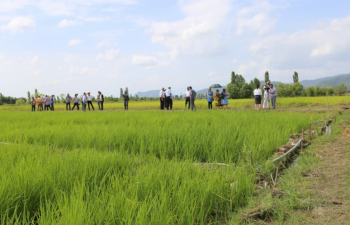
xmin=30 ymin=91 xmax=105 ymax=112
xmin=159 ymin=86 xmax=198 ymax=111
xmin=253 ymin=81 xmax=277 ymax=110
xmin=205 ymin=88 xmax=229 ymax=110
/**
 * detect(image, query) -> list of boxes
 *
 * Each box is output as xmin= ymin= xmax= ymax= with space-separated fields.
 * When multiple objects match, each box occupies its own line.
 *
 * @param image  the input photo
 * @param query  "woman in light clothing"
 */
xmin=254 ymin=85 xmax=262 ymax=110
xmin=221 ymin=89 xmax=229 ymax=110
xmin=206 ymin=88 xmax=213 ymax=109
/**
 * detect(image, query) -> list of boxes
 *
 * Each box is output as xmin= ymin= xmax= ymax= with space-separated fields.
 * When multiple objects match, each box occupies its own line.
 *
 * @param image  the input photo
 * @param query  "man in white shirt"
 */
xmin=87 ymin=92 xmax=94 ymax=111
xmin=185 ymin=87 xmax=190 ymax=109
xmin=269 ymin=84 xmax=277 ymax=109
xmin=81 ymin=93 xmax=87 ymax=111
xmin=263 ymin=82 xmax=270 ymax=109
xmin=159 ymin=87 xmax=165 ymax=110
xmin=165 ymin=87 xmax=172 ymax=110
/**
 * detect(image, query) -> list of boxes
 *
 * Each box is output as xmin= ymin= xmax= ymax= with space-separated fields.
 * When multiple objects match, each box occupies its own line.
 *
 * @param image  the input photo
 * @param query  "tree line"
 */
xmin=226 ymin=71 xmax=348 ymax=99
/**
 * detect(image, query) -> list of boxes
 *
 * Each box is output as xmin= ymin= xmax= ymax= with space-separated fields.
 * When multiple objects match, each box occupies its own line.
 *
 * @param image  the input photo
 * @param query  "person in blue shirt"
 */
xmin=207 ymin=88 xmax=213 ymax=109
xmin=50 ymin=95 xmax=55 ymax=111
xmin=221 ymin=89 xmax=229 ymax=110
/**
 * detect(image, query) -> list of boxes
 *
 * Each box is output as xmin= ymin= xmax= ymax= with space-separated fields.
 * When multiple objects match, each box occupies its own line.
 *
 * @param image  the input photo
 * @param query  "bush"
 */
xmin=16 ymin=99 xmax=26 ymax=105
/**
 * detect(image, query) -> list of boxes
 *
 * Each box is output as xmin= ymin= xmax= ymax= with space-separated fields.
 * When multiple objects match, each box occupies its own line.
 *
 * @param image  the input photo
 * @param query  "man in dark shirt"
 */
xmin=98 ymin=91 xmax=104 ymax=110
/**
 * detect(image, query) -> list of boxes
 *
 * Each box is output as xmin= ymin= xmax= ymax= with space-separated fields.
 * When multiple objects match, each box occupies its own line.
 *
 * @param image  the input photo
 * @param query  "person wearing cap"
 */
xmin=263 ymin=81 xmax=270 ymax=109
xmin=185 ymin=87 xmax=190 ymax=109
xmin=66 ymin=93 xmax=72 ymax=111
xmin=81 ymin=93 xmax=87 ymax=111
xmin=123 ymin=91 xmax=130 ymax=110
xmin=97 ymin=92 xmax=101 ymax=110
xmin=98 ymin=91 xmax=104 ymax=110
xmin=50 ymin=95 xmax=55 ymax=111
xmin=159 ymin=87 xmax=165 ymax=110
xmin=86 ymin=92 xmax=94 ymax=111
xmin=72 ymin=94 xmax=80 ymax=111
xmin=165 ymin=87 xmax=172 ymax=110
xmin=189 ymin=86 xmax=197 ymax=111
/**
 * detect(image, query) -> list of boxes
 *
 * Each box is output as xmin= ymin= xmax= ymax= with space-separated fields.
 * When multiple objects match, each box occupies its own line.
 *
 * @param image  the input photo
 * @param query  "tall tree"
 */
xmin=253 ymin=78 xmax=260 ymax=87
xmin=293 ymin=71 xmax=299 ymax=83
xmin=0 ymin=93 xmax=3 ymax=105
xmin=125 ymin=87 xmax=129 ymax=94
xmin=27 ymin=91 xmax=31 ymax=102
xmin=120 ymin=88 xmax=123 ymax=98
xmin=264 ymin=71 xmax=270 ymax=83
xmin=35 ymin=89 xmax=38 ymax=98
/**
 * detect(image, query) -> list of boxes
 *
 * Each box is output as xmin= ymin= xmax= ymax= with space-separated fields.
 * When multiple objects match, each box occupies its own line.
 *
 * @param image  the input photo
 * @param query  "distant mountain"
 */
xmin=135 ymin=74 xmax=350 ymax=97
xmin=134 ymin=90 xmax=160 ymax=98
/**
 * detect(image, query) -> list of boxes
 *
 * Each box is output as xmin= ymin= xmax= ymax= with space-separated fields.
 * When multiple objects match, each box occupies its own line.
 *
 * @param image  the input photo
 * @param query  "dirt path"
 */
xmin=298 ymin=128 xmax=350 ymax=224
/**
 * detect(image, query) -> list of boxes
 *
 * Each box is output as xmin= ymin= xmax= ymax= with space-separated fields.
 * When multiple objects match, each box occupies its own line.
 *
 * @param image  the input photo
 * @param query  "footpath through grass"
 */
xmin=0 ymin=110 xmax=324 ymax=224
xmin=231 ymin=112 xmax=350 ymax=224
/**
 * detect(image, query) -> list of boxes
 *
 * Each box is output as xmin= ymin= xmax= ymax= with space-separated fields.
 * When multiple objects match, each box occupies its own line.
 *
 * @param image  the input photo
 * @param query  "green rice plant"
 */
xmin=0 ymin=96 xmax=349 ymax=111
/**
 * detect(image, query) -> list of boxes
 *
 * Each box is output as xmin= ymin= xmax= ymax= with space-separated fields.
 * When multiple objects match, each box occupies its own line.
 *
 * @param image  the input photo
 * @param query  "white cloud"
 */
xmin=207 ymin=71 xmax=217 ymax=77
xmin=132 ymin=55 xmax=158 ymax=67
xmin=236 ymin=0 xmax=280 ymax=36
xmin=58 ymin=19 xmax=81 ymax=28
xmin=145 ymin=0 xmax=232 ymax=59
xmin=84 ymin=16 xmax=111 ymax=22
xmin=30 ymin=56 xmax=38 ymax=64
xmin=68 ymin=39 xmax=82 ymax=46
xmin=0 ymin=16 xmax=36 ymax=33
xmin=96 ymin=40 xmax=119 ymax=49
xmin=96 ymin=49 xmax=121 ymax=60
xmin=132 ymin=55 xmax=169 ymax=69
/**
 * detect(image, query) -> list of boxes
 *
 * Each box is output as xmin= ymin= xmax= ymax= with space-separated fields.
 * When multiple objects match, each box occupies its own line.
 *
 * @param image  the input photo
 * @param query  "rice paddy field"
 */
xmin=0 ymin=108 xmax=325 ymax=224
xmin=1 ymin=96 xmax=349 ymax=111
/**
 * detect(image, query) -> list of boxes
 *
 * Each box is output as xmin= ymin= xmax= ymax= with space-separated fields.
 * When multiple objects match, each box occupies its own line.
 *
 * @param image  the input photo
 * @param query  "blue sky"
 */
xmin=1 ymin=0 xmax=350 ymax=97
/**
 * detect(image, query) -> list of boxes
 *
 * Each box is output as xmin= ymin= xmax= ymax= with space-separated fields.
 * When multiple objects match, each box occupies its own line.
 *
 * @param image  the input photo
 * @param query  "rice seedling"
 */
xmin=0 ymin=110 xmax=324 ymax=224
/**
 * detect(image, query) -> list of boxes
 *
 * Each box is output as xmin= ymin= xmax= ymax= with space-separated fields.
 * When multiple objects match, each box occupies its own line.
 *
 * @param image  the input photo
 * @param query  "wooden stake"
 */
xmin=250 ymin=151 xmax=253 ymax=166
xmin=309 ymin=123 xmax=312 ymax=141
xmin=109 ymin=142 xmax=111 ymax=151
xmin=301 ymin=128 xmax=304 ymax=151
xmin=327 ymin=91 xmax=329 ymax=112
xmin=22 ymin=134 xmax=24 ymax=143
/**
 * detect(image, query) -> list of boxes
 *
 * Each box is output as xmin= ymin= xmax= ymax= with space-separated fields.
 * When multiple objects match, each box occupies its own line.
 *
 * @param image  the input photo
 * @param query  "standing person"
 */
xmin=269 ymin=84 xmax=277 ymax=109
xmin=207 ymin=88 xmax=213 ymax=109
xmin=263 ymin=82 xmax=270 ymax=109
xmin=254 ymin=85 xmax=262 ymax=110
xmin=97 ymin=92 xmax=101 ymax=110
xmin=165 ymin=87 xmax=172 ymax=110
xmin=31 ymin=97 xmax=36 ymax=112
xmin=221 ymin=89 xmax=229 ymax=110
xmin=214 ymin=89 xmax=221 ymax=110
xmin=50 ymin=95 xmax=55 ymax=111
xmin=159 ymin=87 xmax=165 ymax=110
xmin=86 ymin=92 xmax=94 ymax=111
xmin=189 ymin=86 xmax=197 ymax=111
xmin=66 ymin=94 xmax=72 ymax=111
xmin=98 ymin=91 xmax=104 ymax=110
xmin=72 ymin=94 xmax=80 ymax=111
xmin=36 ymin=96 xmax=43 ymax=111
xmin=82 ymin=93 xmax=87 ymax=111
xmin=44 ymin=95 xmax=51 ymax=111
xmin=185 ymin=87 xmax=190 ymax=109
xmin=123 ymin=91 xmax=130 ymax=110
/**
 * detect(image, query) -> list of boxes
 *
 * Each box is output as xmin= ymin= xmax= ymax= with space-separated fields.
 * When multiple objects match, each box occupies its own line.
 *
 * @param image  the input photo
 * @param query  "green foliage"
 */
xmin=210 ymin=84 xmax=222 ymax=88
xmin=292 ymin=82 xmax=304 ymax=96
xmin=0 ymin=110 xmax=323 ymax=223
xmin=120 ymin=88 xmax=123 ymax=99
xmin=241 ymin=83 xmax=253 ymax=98
xmin=226 ymin=83 xmax=240 ymax=99
xmin=265 ymin=71 xmax=270 ymax=83
xmin=0 ymin=93 xmax=2 ymax=105
xmin=35 ymin=89 xmax=38 ymax=98
xmin=293 ymin=71 xmax=299 ymax=83
xmin=15 ymin=99 xmax=25 ymax=105
xmin=27 ymin=91 xmax=31 ymax=103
